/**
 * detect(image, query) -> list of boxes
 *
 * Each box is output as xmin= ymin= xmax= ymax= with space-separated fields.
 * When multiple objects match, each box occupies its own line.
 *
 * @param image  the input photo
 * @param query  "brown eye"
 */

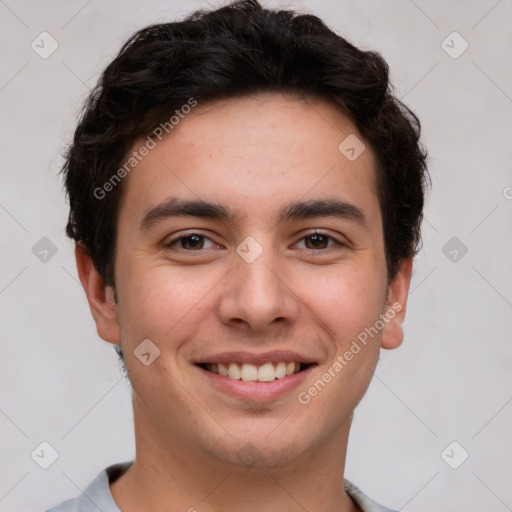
xmin=296 ymin=232 xmax=342 ymax=250
xmin=166 ymin=234 xmax=217 ymax=251
xmin=179 ymin=235 xmax=204 ymax=250
xmin=304 ymin=233 xmax=330 ymax=249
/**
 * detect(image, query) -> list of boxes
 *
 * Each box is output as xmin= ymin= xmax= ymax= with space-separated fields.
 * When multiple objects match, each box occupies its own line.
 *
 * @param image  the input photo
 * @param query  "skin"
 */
xmin=76 ymin=93 xmax=412 ymax=512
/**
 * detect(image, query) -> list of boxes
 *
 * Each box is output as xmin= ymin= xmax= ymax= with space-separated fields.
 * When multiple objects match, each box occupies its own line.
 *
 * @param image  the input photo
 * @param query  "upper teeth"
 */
xmin=207 ymin=362 xmax=300 ymax=382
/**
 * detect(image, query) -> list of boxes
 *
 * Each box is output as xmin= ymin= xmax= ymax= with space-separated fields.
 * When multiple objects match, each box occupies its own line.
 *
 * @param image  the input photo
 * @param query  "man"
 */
xmin=47 ymin=1 xmax=428 ymax=510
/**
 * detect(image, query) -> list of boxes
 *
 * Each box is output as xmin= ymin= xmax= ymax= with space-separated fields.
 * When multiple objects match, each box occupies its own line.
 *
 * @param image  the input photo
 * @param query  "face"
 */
xmin=79 ymin=93 xmax=411 ymax=469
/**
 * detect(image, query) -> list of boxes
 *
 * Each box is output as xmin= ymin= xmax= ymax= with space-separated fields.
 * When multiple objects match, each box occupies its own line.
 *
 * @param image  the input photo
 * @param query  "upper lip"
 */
xmin=194 ymin=350 xmax=317 ymax=366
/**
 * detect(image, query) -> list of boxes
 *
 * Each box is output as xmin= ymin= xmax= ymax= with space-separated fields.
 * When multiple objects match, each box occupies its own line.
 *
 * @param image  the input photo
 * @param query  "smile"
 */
xmin=197 ymin=361 xmax=315 ymax=382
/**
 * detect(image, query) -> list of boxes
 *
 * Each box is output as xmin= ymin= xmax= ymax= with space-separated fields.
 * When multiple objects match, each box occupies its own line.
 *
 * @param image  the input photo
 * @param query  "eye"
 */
xmin=294 ymin=232 xmax=344 ymax=250
xmin=165 ymin=233 xmax=219 ymax=251
xmin=164 ymin=231 xmax=344 ymax=252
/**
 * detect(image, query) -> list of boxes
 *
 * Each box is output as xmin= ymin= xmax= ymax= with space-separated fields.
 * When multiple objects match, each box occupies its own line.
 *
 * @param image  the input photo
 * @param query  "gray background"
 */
xmin=1 ymin=1 xmax=511 ymax=511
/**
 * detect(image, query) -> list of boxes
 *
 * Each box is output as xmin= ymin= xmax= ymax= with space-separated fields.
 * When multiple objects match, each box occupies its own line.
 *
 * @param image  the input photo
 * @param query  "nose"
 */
xmin=217 ymin=242 xmax=300 ymax=334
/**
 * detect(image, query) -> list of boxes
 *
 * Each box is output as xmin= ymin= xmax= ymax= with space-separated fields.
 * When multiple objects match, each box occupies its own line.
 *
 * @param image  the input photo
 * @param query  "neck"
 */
xmin=111 ymin=395 xmax=360 ymax=512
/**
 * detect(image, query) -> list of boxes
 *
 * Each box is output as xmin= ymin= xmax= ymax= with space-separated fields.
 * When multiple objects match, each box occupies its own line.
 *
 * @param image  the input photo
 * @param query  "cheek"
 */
xmin=115 ymin=260 xmax=223 ymax=346
xmin=303 ymin=263 xmax=386 ymax=347
xmin=114 ymin=264 xmax=207 ymax=398
xmin=303 ymin=269 xmax=385 ymax=419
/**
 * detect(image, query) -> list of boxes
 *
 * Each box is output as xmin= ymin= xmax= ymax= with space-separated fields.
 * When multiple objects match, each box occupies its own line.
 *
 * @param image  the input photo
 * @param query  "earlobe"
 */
xmin=75 ymin=244 xmax=121 ymax=344
xmin=380 ymin=258 xmax=413 ymax=350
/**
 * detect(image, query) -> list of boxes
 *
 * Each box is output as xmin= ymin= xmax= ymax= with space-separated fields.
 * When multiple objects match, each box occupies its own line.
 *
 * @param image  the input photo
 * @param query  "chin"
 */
xmin=205 ymin=428 xmax=310 ymax=470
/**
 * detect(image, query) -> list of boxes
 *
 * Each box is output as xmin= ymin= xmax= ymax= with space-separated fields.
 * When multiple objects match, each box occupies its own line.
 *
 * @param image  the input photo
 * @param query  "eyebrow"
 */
xmin=139 ymin=197 xmax=370 ymax=231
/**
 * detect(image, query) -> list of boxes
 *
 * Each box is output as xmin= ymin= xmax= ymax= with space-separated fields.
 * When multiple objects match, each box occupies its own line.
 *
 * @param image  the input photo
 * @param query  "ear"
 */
xmin=75 ymin=244 xmax=121 ymax=345
xmin=380 ymin=257 xmax=413 ymax=350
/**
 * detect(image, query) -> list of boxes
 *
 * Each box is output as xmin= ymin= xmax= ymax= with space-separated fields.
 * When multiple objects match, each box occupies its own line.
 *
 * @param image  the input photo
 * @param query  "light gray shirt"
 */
xmin=45 ymin=461 xmax=397 ymax=512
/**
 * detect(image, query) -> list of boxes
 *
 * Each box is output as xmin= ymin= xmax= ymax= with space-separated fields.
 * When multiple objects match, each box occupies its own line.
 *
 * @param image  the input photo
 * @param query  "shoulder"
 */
xmin=344 ymin=479 xmax=398 ymax=512
xmin=43 ymin=461 xmax=133 ymax=512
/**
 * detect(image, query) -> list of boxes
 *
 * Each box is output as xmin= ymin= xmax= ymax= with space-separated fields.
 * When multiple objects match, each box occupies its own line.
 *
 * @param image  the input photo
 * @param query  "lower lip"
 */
xmin=195 ymin=365 xmax=314 ymax=402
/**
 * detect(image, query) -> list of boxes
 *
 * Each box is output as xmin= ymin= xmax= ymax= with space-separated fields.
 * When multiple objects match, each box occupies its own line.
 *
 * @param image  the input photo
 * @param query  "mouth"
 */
xmin=193 ymin=351 xmax=318 ymax=401
xmin=196 ymin=361 xmax=316 ymax=383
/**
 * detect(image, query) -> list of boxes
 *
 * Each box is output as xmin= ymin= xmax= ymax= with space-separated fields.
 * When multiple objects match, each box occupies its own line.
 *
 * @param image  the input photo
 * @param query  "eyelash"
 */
xmin=164 ymin=231 xmax=345 ymax=252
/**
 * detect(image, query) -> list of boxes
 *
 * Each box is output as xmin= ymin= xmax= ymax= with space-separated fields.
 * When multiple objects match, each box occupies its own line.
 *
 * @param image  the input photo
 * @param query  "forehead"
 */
xmin=119 ymin=93 xmax=380 ymax=228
